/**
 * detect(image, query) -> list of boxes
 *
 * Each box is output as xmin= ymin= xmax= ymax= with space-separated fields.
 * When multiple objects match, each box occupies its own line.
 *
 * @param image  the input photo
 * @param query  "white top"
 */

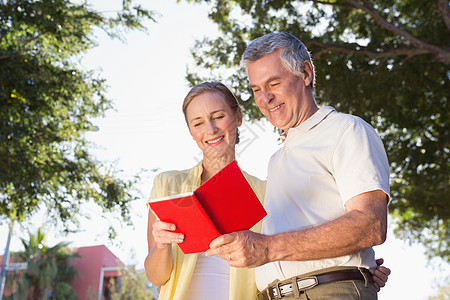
xmin=187 ymin=252 xmax=230 ymax=300
xmin=255 ymin=106 xmax=390 ymax=291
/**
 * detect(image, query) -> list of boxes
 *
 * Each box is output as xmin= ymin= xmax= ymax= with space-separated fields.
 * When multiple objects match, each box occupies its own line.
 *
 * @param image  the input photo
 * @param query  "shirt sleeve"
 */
xmin=147 ymin=173 xmax=165 ymax=209
xmin=331 ymin=117 xmax=390 ymax=204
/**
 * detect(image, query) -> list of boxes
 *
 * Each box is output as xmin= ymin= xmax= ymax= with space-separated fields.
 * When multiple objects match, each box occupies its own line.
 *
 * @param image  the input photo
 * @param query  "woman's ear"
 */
xmin=237 ymin=108 xmax=243 ymax=127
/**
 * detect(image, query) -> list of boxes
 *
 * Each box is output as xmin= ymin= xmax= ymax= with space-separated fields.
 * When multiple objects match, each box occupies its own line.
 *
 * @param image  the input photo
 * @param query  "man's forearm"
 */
xmin=266 ymin=208 xmax=386 ymax=262
xmin=206 ymin=190 xmax=387 ymax=268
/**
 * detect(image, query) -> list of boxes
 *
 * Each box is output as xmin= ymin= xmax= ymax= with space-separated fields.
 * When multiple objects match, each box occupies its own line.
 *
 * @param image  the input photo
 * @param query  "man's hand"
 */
xmin=373 ymin=258 xmax=391 ymax=292
xmin=205 ymin=230 xmax=270 ymax=268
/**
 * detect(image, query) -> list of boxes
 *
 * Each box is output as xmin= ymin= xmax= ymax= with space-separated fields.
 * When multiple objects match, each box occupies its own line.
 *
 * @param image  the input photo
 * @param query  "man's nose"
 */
xmin=259 ymin=89 xmax=274 ymax=104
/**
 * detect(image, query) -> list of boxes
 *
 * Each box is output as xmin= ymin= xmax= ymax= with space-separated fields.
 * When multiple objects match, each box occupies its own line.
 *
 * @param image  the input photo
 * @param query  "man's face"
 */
xmin=247 ymin=49 xmax=313 ymax=133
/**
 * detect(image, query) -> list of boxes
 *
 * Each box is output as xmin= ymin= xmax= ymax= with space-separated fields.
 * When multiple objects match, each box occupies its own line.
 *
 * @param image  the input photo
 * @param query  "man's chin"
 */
xmin=271 ymin=120 xmax=287 ymax=131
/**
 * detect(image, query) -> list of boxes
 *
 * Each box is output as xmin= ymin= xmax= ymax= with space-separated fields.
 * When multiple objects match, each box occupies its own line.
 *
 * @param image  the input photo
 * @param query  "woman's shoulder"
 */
xmin=241 ymin=169 xmax=267 ymax=202
xmin=241 ymin=169 xmax=265 ymax=183
xmin=154 ymin=168 xmax=195 ymax=184
xmin=150 ymin=166 xmax=199 ymax=199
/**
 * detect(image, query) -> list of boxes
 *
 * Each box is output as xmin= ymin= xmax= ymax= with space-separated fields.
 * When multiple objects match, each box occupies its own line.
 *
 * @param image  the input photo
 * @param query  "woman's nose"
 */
xmin=205 ymin=120 xmax=217 ymax=134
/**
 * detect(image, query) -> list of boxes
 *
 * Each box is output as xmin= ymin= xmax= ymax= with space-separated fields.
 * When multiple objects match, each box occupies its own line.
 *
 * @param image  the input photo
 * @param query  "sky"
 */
xmin=1 ymin=0 xmax=449 ymax=299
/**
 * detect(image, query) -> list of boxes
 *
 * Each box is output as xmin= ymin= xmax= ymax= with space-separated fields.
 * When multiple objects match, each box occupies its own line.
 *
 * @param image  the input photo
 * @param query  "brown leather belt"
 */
xmin=263 ymin=269 xmax=371 ymax=299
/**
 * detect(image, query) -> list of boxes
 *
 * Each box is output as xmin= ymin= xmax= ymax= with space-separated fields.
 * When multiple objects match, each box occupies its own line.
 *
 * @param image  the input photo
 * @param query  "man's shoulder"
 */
xmin=325 ymin=110 xmax=383 ymax=148
xmin=327 ymin=109 xmax=373 ymax=131
xmin=328 ymin=109 xmax=361 ymax=122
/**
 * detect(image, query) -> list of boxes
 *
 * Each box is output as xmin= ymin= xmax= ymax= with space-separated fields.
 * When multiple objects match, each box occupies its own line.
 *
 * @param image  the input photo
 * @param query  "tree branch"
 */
xmin=436 ymin=0 xmax=450 ymax=32
xmin=309 ymin=0 xmax=354 ymax=9
xmin=310 ymin=0 xmax=450 ymax=63
xmin=348 ymin=0 xmax=449 ymax=60
xmin=308 ymin=40 xmax=430 ymax=60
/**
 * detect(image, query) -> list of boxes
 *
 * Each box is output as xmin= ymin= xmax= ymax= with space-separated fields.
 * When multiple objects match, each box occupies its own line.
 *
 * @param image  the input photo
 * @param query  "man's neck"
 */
xmin=285 ymin=103 xmax=319 ymax=135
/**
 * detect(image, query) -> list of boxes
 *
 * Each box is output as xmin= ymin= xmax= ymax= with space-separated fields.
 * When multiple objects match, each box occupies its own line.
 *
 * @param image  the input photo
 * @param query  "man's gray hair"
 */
xmin=240 ymin=32 xmax=315 ymax=89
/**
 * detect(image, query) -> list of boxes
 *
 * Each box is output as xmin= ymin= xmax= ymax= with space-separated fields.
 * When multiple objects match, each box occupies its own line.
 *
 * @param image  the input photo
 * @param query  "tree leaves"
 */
xmin=0 ymin=0 xmax=154 ymax=231
xmin=182 ymin=0 xmax=449 ymax=261
xmin=13 ymin=227 xmax=79 ymax=299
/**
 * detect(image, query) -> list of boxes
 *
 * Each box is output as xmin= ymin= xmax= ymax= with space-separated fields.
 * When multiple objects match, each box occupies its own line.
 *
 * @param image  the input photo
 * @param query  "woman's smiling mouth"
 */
xmin=205 ymin=136 xmax=224 ymax=144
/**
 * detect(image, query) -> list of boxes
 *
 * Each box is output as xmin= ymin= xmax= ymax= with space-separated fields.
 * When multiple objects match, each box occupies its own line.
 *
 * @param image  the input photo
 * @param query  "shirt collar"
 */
xmin=286 ymin=106 xmax=335 ymax=137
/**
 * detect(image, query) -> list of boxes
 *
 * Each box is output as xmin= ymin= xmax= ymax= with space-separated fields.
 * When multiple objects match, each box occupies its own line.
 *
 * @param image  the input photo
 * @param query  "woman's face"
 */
xmin=186 ymin=92 xmax=242 ymax=160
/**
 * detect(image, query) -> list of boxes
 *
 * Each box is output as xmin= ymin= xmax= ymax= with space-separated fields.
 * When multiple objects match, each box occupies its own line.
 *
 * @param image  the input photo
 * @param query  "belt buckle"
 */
xmin=296 ymin=276 xmax=319 ymax=291
xmin=273 ymin=282 xmax=282 ymax=299
xmin=268 ymin=282 xmax=287 ymax=299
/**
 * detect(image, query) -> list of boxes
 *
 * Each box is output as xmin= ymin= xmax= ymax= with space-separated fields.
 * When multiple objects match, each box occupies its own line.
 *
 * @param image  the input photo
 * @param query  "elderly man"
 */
xmin=206 ymin=32 xmax=390 ymax=300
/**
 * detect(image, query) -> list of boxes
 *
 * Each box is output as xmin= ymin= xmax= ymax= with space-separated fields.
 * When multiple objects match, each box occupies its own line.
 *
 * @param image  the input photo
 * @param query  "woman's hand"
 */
xmin=152 ymin=220 xmax=184 ymax=248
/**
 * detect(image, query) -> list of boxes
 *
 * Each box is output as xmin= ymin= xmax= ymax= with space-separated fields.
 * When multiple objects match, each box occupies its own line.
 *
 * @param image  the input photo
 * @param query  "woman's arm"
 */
xmin=144 ymin=209 xmax=184 ymax=286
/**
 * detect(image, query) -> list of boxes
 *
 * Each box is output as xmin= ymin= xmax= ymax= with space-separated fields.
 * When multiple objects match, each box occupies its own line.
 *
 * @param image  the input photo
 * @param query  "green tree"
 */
xmin=108 ymin=265 xmax=156 ymax=300
xmin=52 ymin=282 xmax=78 ymax=300
xmin=0 ymin=0 xmax=155 ymax=232
xmin=12 ymin=227 xmax=78 ymax=300
xmin=182 ymin=0 xmax=449 ymax=261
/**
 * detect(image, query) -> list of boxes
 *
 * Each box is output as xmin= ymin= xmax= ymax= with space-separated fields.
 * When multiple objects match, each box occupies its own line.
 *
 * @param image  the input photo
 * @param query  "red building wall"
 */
xmin=70 ymin=245 xmax=123 ymax=300
xmin=1 ymin=244 xmax=123 ymax=299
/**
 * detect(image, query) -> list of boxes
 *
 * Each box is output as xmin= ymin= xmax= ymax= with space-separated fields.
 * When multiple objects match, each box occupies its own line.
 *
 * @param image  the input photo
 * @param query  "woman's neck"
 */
xmin=201 ymin=155 xmax=235 ymax=184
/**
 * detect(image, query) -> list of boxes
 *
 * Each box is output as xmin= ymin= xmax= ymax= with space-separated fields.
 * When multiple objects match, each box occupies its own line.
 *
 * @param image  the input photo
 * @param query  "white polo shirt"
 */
xmin=255 ymin=106 xmax=390 ymax=291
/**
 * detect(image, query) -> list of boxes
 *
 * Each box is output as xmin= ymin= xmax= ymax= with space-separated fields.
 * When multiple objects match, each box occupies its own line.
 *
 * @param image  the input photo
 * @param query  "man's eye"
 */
xmin=252 ymin=89 xmax=260 ymax=94
xmin=270 ymin=82 xmax=280 ymax=87
xmin=214 ymin=115 xmax=225 ymax=120
xmin=193 ymin=122 xmax=202 ymax=127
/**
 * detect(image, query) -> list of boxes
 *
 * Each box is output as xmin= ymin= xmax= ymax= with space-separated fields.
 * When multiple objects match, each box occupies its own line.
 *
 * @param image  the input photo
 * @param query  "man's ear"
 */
xmin=302 ymin=61 xmax=314 ymax=87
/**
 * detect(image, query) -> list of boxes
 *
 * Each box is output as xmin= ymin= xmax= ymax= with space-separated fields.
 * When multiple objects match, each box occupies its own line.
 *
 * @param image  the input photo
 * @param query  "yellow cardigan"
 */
xmin=148 ymin=162 xmax=266 ymax=300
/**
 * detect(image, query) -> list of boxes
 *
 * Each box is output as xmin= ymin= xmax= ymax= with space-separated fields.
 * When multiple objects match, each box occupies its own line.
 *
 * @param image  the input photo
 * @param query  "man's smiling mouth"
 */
xmin=270 ymin=104 xmax=283 ymax=112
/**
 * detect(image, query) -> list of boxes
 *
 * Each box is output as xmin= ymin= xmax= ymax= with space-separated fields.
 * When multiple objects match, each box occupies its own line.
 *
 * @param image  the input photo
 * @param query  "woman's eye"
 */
xmin=214 ymin=115 xmax=225 ymax=120
xmin=193 ymin=122 xmax=202 ymax=127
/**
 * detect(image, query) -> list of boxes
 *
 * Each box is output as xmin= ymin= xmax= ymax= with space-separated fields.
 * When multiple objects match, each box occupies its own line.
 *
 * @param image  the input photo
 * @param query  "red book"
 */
xmin=148 ymin=161 xmax=267 ymax=254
